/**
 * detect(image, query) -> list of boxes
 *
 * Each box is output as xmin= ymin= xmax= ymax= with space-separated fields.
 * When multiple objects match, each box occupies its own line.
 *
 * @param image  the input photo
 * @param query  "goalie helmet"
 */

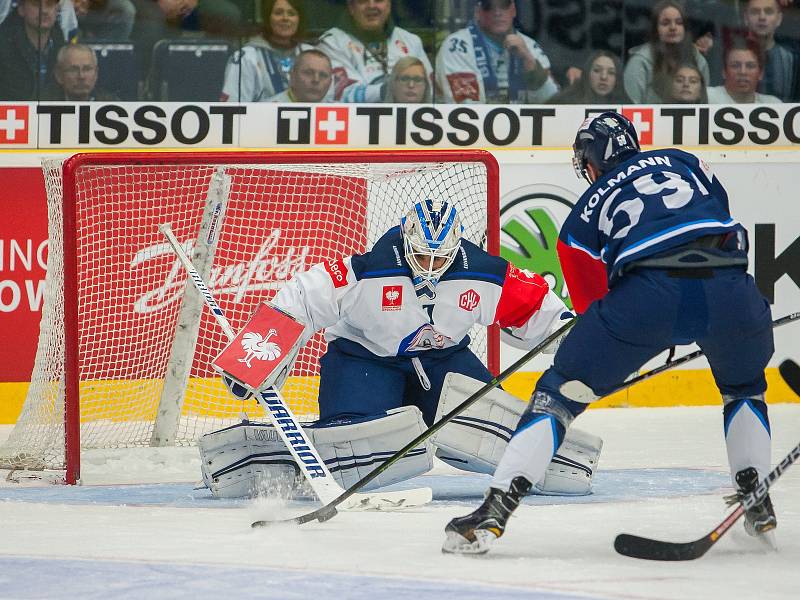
xmin=401 ymin=199 xmax=463 ymax=282
xmin=572 ymin=111 xmax=640 ymax=183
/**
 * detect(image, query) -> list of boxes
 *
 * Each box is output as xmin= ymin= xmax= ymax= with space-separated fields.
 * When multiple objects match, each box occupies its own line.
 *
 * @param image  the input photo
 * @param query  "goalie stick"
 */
xmin=614 ymin=357 xmax=800 ymax=561
xmin=159 ymin=224 xmax=432 ymax=512
xmin=257 ymin=311 xmax=800 ymax=527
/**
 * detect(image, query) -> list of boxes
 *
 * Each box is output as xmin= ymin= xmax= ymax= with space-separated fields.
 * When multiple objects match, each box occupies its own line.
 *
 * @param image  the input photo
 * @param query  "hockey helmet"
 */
xmin=572 ymin=112 xmax=640 ymax=182
xmin=401 ymin=199 xmax=463 ymax=281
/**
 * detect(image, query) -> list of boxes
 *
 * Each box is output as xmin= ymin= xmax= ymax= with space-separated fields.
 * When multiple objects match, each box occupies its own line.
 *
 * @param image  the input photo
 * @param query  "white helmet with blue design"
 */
xmin=401 ymin=199 xmax=463 ymax=282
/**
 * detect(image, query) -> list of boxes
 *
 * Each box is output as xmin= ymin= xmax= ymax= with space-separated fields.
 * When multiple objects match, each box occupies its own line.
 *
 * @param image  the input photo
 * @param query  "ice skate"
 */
xmin=731 ymin=467 xmax=777 ymax=537
xmin=442 ymin=476 xmax=531 ymax=555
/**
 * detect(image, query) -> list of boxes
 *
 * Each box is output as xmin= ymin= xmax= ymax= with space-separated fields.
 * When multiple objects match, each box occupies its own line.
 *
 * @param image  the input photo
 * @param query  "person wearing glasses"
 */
xmin=267 ymin=48 xmax=332 ymax=102
xmin=44 ymin=43 xmax=118 ymax=101
xmin=383 ymin=56 xmax=430 ymax=102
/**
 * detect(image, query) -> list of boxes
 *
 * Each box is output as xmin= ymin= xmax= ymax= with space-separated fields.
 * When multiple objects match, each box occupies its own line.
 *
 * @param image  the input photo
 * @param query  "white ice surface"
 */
xmin=1 ymin=405 xmax=798 ymax=600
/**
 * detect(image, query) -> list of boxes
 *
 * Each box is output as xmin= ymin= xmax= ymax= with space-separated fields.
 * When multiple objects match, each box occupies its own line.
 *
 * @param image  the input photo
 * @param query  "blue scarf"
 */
xmin=467 ymin=20 xmax=521 ymax=102
xmin=259 ymin=47 xmax=289 ymax=98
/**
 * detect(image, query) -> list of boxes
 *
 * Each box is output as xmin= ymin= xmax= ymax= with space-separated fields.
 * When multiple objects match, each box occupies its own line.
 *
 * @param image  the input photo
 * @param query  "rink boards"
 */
xmin=0 ymin=140 xmax=798 ymax=423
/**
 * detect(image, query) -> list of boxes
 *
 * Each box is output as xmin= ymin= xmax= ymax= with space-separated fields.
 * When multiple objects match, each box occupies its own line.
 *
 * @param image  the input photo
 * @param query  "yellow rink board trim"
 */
xmin=0 ymin=368 xmax=797 ymax=424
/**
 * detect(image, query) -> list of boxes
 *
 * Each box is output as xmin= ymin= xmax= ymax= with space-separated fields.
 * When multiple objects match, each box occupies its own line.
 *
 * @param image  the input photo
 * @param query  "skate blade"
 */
xmin=441 ymin=529 xmax=497 ymax=555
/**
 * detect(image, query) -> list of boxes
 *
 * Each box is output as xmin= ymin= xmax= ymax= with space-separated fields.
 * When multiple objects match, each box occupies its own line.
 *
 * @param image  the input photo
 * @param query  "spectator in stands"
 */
xmin=221 ymin=0 xmax=311 ymax=102
xmin=0 ymin=0 xmax=65 ymax=100
xmin=742 ymin=0 xmax=799 ymax=101
xmin=317 ymin=0 xmax=432 ymax=103
xmin=436 ymin=0 xmax=558 ymax=103
xmin=70 ymin=0 xmax=137 ymax=40
xmin=383 ymin=56 xmax=431 ymax=102
xmin=547 ymin=50 xmax=631 ymax=105
xmin=268 ymin=48 xmax=332 ymax=102
xmin=44 ymin=42 xmax=119 ymax=99
xmin=624 ymin=0 xmax=711 ymax=103
xmin=707 ymin=35 xmax=782 ymax=102
xmin=661 ymin=62 xmax=708 ymax=102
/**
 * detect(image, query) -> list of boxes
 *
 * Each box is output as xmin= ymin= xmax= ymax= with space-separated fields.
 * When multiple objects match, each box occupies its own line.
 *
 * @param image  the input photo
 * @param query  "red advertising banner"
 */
xmin=0 ymin=168 xmax=48 ymax=381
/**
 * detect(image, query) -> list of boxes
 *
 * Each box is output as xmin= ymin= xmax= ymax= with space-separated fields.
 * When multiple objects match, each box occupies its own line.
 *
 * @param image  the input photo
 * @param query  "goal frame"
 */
xmin=58 ymin=149 xmax=500 ymax=484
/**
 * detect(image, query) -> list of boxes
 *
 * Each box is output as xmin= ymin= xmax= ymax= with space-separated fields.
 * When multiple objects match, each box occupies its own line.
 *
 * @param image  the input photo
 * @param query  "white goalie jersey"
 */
xmin=271 ymin=226 xmax=570 ymax=358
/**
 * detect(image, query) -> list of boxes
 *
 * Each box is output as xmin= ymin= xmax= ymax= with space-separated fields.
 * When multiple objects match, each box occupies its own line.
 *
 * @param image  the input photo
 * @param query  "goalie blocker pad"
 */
xmin=212 ymin=302 xmax=304 ymax=394
xmin=431 ymin=373 xmax=603 ymax=495
xmin=199 ymin=406 xmax=433 ymax=499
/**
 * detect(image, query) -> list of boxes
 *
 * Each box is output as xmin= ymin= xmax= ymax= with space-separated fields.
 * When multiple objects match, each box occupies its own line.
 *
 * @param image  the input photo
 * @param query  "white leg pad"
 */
xmin=431 ymin=373 xmax=602 ymax=495
xmin=199 ymin=421 xmax=298 ymax=499
xmin=308 ymin=406 xmax=433 ymax=491
xmin=199 ymin=407 xmax=433 ymax=499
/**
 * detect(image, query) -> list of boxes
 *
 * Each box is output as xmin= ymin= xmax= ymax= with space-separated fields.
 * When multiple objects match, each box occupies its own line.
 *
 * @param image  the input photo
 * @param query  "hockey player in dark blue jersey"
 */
xmin=443 ymin=112 xmax=776 ymax=555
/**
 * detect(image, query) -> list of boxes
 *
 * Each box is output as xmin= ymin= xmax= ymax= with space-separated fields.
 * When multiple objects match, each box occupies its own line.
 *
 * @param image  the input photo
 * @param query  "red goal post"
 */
xmin=0 ymin=150 xmax=499 ymax=485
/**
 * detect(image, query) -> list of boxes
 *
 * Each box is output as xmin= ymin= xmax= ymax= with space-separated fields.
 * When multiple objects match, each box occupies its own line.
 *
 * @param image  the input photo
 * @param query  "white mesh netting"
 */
xmin=0 ymin=153 xmax=496 ymax=476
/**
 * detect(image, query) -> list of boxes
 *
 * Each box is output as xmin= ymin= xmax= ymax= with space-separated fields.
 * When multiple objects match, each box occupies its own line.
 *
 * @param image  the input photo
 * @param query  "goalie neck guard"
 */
xmin=572 ymin=111 xmax=640 ymax=183
xmin=401 ymin=199 xmax=463 ymax=283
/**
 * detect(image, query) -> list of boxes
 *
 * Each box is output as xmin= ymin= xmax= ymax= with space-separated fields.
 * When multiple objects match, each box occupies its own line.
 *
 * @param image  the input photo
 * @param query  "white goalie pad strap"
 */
xmin=308 ymin=406 xmax=433 ymax=491
xmin=198 ymin=421 xmax=298 ymax=499
xmin=431 ymin=373 xmax=602 ymax=495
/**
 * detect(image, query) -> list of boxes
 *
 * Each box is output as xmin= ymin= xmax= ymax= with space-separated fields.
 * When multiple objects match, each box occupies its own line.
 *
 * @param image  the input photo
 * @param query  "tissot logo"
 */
xmin=315 ymin=107 xmax=348 ymax=144
xmin=622 ymin=107 xmax=654 ymax=145
xmin=0 ymin=105 xmax=29 ymax=144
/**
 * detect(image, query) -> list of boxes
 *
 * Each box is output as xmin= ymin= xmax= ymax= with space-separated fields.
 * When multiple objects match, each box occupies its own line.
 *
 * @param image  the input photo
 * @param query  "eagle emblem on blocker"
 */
xmin=239 ymin=329 xmax=281 ymax=368
xmin=212 ymin=303 xmax=305 ymax=392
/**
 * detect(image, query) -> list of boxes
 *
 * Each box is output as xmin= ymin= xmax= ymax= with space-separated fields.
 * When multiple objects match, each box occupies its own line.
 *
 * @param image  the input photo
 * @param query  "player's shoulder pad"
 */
xmin=440 ymin=239 xmax=507 ymax=286
xmin=350 ymin=226 xmax=411 ymax=280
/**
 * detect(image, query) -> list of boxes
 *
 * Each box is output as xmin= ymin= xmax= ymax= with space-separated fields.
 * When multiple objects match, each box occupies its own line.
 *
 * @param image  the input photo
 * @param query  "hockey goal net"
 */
xmin=0 ymin=150 xmax=499 ymax=484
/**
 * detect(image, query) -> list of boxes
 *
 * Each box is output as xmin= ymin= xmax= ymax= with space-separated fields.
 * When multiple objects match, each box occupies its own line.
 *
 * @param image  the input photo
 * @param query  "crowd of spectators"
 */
xmin=0 ymin=0 xmax=799 ymax=104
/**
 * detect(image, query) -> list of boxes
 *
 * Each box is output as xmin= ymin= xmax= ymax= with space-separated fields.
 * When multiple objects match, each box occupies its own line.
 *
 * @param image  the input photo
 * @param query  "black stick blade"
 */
xmin=614 ymin=533 xmax=712 ymax=561
xmin=779 ymin=359 xmax=800 ymax=397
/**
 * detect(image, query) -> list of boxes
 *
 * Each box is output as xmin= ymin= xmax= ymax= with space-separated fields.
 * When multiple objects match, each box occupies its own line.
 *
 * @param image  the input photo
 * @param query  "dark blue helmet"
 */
xmin=572 ymin=112 xmax=640 ymax=182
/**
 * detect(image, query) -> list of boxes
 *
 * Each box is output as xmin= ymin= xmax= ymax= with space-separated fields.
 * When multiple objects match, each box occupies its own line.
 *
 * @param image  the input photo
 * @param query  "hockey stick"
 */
xmin=159 ymin=224 xmax=432 ymax=512
xmin=614 ymin=357 xmax=800 ymax=561
xmin=253 ymin=317 xmax=578 ymax=527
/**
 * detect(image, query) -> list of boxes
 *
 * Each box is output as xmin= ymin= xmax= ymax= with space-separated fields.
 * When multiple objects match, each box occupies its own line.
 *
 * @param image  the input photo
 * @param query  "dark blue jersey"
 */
xmin=557 ymin=148 xmax=747 ymax=312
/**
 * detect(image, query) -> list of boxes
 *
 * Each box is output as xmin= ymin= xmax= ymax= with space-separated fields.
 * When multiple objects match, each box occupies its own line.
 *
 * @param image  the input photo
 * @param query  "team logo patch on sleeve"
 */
xmin=382 ymin=285 xmax=403 ymax=311
xmin=458 ymin=289 xmax=480 ymax=311
xmin=323 ymin=259 xmax=349 ymax=288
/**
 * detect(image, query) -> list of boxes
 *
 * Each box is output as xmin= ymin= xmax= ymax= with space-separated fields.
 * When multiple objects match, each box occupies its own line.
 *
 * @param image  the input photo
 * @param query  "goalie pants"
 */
xmin=317 ymin=338 xmax=492 ymax=426
xmin=494 ymin=266 xmax=774 ymax=490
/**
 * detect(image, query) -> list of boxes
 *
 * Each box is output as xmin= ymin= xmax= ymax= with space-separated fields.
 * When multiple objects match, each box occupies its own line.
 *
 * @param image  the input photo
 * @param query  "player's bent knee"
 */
xmin=199 ymin=406 xmax=433 ymax=499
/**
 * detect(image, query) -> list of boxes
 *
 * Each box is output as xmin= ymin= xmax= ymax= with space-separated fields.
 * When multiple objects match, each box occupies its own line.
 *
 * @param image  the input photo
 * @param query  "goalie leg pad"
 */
xmin=308 ymin=405 xmax=433 ymax=491
xmin=199 ymin=421 xmax=299 ymax=499
xmin=431 ymin=373 xmax=602 ymax=495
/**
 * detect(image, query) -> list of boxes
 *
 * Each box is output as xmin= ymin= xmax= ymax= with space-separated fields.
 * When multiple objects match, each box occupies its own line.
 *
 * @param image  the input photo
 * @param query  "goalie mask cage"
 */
xmin=0 ymin=150 xmax=500 ymax=484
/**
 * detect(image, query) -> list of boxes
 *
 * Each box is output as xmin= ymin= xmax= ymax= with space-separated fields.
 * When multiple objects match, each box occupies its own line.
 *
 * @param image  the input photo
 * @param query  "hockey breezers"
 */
xmin=252 ymin=317 xmax=578 ymax=527
xmin=614 ymin=356 xmax=800 ymax=561
xmin=159 ymin=224 xmax=432 ymax=513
